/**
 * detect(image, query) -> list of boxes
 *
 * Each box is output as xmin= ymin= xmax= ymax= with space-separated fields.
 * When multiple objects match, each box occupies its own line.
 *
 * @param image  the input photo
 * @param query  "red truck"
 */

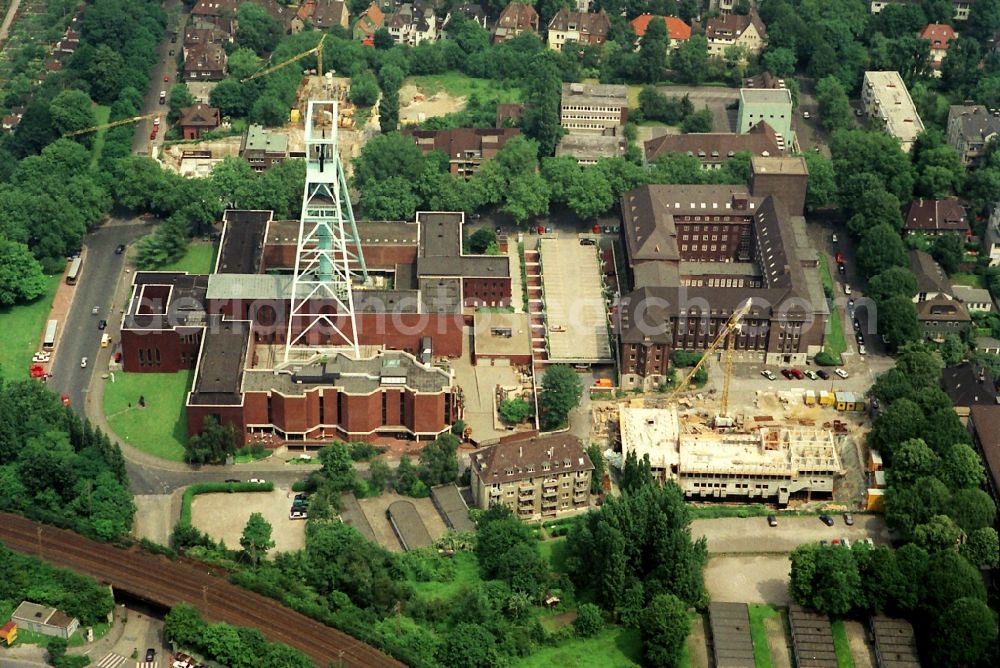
xmin=835 ymin=252 xmax=845 ymax=265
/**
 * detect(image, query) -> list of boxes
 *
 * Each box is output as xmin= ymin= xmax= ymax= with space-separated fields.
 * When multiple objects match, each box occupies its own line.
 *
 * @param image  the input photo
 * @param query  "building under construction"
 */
xmin=620 ymin=407 xmax=841 ymax=504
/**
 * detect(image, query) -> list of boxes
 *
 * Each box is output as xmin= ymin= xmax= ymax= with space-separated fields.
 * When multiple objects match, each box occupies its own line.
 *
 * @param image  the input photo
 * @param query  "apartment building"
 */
xmin=560 ymin=82 xmax=629 ymax=134
xmin=705 ymin=10 xmax=767 ymax=57
xmin=946 ymin=105 xmax=1000 ymax=166
xmin=239 ymin=124 xmax=289 ymax=172
xmin=403 ymin=128 xmax=521 ymax=177
xmin=901 ymin=198 xmax=970 ymax=238
xmin=547 ymin=8 xmax=610 ymax=52
xmin=385 ymin=1 xmax=437 ymax=46
xmin=469 ymin=434 xmax=594 ymax=521
xmin=644 ymin=121 xmax=785 ymax=168
xmin=630 ymin=14 xmax=691 ymax=50
xmin=861 ymin=71 xmax=925 ymax=152
xmin=986 ymin=203 xmax=1000 ymax=266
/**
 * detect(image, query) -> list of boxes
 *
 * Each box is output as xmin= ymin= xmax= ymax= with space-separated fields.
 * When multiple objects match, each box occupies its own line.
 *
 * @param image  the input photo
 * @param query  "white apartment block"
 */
xmin=861 ymin=71 xmax=924 ymax=152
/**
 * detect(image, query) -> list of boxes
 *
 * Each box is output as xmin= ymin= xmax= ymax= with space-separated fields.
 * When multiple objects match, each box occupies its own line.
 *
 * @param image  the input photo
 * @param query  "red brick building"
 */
xmin=403 ymin=128 xmax=521 ymax=178
xmin=178 ymin=104 xmax=221 ymax=140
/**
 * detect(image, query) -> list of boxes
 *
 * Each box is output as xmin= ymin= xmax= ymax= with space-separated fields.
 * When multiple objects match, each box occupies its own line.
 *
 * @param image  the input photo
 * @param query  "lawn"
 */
xmin=89 ymin=104 xmax=111 ymax=170
xmin=824 ymin=307 xmax=846 ymax=359
xmin=408 ymin=551 xmax=481 ymax=601
xmin=103 ymin=370 xmax=194 ymax=461
xmin=950 ymin=272 xmax=985 ymax=288
xmin=748 ymin=604 xmax=780 ymax=668
xmin=156 ymin=242 xmax=217 ymax=275
xmin=0 ymin=274 xmax=61 ymax=382
xmin=818 ymin=253 xmax=834 ymax=297
xmin=831 ymin=620 xmax=856 ymax=668
xmin=515 ymin=626 xmax=642 ymax=668
xmin=407 ymin=72 xmax=522 ymax=104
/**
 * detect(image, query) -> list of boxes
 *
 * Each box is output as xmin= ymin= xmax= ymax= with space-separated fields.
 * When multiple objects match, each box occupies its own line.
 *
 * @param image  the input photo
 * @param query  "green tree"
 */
xmin=240 ymin=512 xmax=275 ymax=565
xmin=349 ymin=69 xmax=380 ymax=107
xmin=567 ymin=167 xmax=615 ymax=219
xmin=0 ymin=239 xmax=47 ymax=306
xmin=885 ymin=476 xmax=950 ymax=537
xmin=948 ymin=487 xmax=997 ymax=533
xmin=637 ymin=15 xmax=668 ymax=83
xmin=185 ymin=416 xmax=238 ymax=464
xmin=942 ymin=443 xmax=986 ymax=489
xmin=960 ymin=527 xmax=1000 ymax=568
xmin=87 ymin=45 xmax=127 ymax=104
xmin=236 ymin=3 xmax=281 ymax=54
xmin=816 ymin=76 xmax=853 ymax=132
xmin=359 ymin=176 xmax=420 ymax=220
xmin=573 ymin=603 xmax=604 ymax=637
xmin=438 ymin=623 xmax=502 ymax=668
xmin=167 ymin=83 xmax=196 ymax=124
xmin=857 ymin=224 xmax=908 ymax=278
xmin=250 ymin=94 xmax=289 ymax=126
xmin=789 ymin=544 xmax=863 ymax=615
xmin=586 ymin=443 xmax=606 ymax=495
xmin=930 ymin=233 xmax=965 ymax=274
xmin=318 ymin=441 xmax=356 ymax=492
xmin=762 ymin=47 xmax=796 ymax=76
xmin=520 ymin=54 xmax=564 ymax=157
xmin=868 ymin=267 xmax=919 ymax=303
xmin=920 ymin=546 xmax=987 ymax=613
xmin=394 ymin=455 xmax=418 ymax=495
xmin=831 ymin=130 xmax=915 ymax=202
xmin=368 ymin=458 xmax=392 ymax=493
xmin=879 ymin=295 xmax=921 ymax=349
xmin=680 ymin=107 xmax=713 ymax=133
xmin=913 ymin=514 xmax=963 ymax=553
xmin=620 ymin=450 xmax=654 ymax=493
xmin=227 ymin=47 xmax=263 ymax=81
xmin=467 ymin=227 xmax=497 ymax=253
xmin=538 ymin=365 xmax=583 ymax=430
xmin=640 ymin=593 xmax=690 ymax=668
xmin=353 ymin=132 xmax=426 ymax=189
xmin=475 ymin=505 xmax=549 ymax=592
xmin=928 ymin=598 xmax=999 ymax=668
xmin=499 ymin=397 xmax=532 ymax=424
xmin=209 ymin=79 xmax=252 ymax=118
xmin=889 ymin=438 xmax=939 ymax=486
xmin=418 ymin=432 xmax=459 ymax=487
xmin=673 ymin=35 xmax=709 ymax=84
xmin=803 ymin=152 xmax=837 ymax=212
xmin=46 ymin=637 xmax=68 ymax=666
xmin=48 ymin=89 xmax=96 ymax=141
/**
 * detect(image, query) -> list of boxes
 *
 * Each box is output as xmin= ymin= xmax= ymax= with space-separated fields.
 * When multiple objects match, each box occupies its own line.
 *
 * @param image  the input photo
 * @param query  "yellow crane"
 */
xmin=242 ymin=33 xmax=327 ymax=83
xmin=62 ymin=113 xmax=159 ymax=138
xmin=666 ymin=299 xmax=752 ymax=418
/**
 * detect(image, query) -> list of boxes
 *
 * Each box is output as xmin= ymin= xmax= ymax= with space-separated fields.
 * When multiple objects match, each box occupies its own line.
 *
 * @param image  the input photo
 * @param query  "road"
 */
xmin=131 ymin=0 xmax=186 ymax=154
xmin=48 ymin=221 xmax=155 ymax=413
xmin=0 ymin=0 xmax=21 ymax=46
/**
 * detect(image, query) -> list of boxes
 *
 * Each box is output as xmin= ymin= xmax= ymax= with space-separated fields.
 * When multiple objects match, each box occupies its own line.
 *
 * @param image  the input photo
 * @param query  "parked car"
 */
xmin=767 ymin=514 xmax=778 ymax=527
xmin=831 ymin=234 xmax=838 ymax=244
xmin=863 ymin=537 xmax=875 ymax=547
xmin=61 ymin=394 xmax=70 ymax=406
xmin=835 ymin=252 xmax=845 ymax=265
xmin=841 ymin=537 xmax=852 ymax=549
xmin=545 ymin=226 xmax=553 ymax=234
xmin=820 ymin=514 xmax=835 ymax=526
xmin=98 ymin=319 xmax=107 ymax=330
xmin=847 ymin=298 xmax=855 ymax=309
xmin=761 ymin=370 xmax=777 ymax=381
xmin=169 ymin=49 xmax=174 ymax=56
xmin=289 ymin=510 xmax=307 ymax=520
xmin=80 ymin=357 xmax=87 ymax=368
xmin=802 ymin=110 xmax=811 ymax=118
xmin=149 ymin=130 xmax=157 ymax=140
xmin=153 ymin=117 xmax=160 ymax=126
xmin=831 ymin=537 xmax=841 ymax=545
xmin=790 ymin=368 xmax=804 ymax=380
xmin=855 ymin=331 xmax=865 ymax=345
xmin=580 ymin=238 xmax=596 ymax=246
xmin=838 ymin=263 xmax=846 ymax=274
xmin=817 ymin=369 xmax=830 ymax=380
xmin=843 ymin=513 xmax=854 ymax=526
xmin=248 ymin=478 xmax=266 ymax=484
xmin=145 ymin=649 xmax=155 ymax=662
xmin=804 ymin=370 xmax=818 ymax=380
xmin=603 ymin=225 xmax=613 ymax=234
xmin=781 ymin=368 xmax=793 ymax=379
xmin=853 ymin=318 xmax=861 ymax=331
xmin=115 ymin=244 xmax=125 ymax=254
xmin=835 ymin=368 xmax=849 ymax=379
xmin=114 ymin=352 xmax=122 ymax=363
xmin=224 ymin=478 xmax=240 ymax=483
xmin=859 ymin=345 xmax=867 ymax=355
xmin=844 ymin=284 xmax=852 ymax=295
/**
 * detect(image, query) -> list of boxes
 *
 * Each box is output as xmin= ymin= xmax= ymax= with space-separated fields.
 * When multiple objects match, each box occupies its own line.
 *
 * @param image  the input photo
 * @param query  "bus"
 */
xmin=43 ymin=320 xmax=57 ymax=350
xmin=66 ymin=257 xmax=82 ymax=285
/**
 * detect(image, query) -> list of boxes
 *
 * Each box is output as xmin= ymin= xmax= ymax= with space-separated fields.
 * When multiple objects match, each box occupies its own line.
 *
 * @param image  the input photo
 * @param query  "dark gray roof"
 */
xmin=941 ymin=362 xmax=997 ymax=408
xmin=908 ymin=250 xmax=951 ymax=296
xmin=430 ymin=483 xmax=476 ymax=532
xmin=916 ymin=294 xmax=970 ymax=322
xmin=970 ymin=405 xmax=1000 ymax=499
xmin=788 ymin=604 xmax=837 ymax=668
xmin=218 ymin=210 xmax=270 ymax=274
xmin=188 ymin=318 xmax=250 ymax=406
xmin=416 ymin=212 xmax=509 ymax=279
xmin=470 ymin=434 xmax=593 ymax=485
xmin=125 ymin=272 xmax=209 ymax=330
xmin=709 ymin=602 xmax=755 ymax=668
xmin=387 ymin=500 xmax=433 ymax=550
xmin=948 ymin=104 xmax=1000 ymax=142
xmin=869 ymin=616 xmax=921 ymax=668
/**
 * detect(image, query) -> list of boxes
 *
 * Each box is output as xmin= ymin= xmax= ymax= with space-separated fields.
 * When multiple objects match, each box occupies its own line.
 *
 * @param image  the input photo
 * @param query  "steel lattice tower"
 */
xmin=284 ymin=100 xmax=368 ymax=362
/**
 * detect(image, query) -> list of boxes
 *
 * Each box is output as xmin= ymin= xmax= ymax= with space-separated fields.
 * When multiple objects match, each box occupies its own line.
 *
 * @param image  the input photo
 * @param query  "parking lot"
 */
xmin=539 ymin=237 xmax=611 ymax=362
xmin=692 ymin=515 xmax=890 ymax=554
xmin=705 ymin=555 xmax=792 ymax=604
xmin=191 ymin=486 xmax=306 ymax=554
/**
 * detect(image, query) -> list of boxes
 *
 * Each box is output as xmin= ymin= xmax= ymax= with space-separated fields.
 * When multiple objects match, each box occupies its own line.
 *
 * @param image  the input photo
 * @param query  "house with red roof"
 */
xmin=919 ymin=23 xmax=957 ymax=75
xmin=630 ymin=14 xmax=691 ymax=50
xmin=353 ymin=2 xmax=385 ymax=45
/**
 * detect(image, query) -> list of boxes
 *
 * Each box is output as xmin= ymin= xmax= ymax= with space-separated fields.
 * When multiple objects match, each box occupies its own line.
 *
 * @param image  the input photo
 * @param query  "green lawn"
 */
xmin=408 ymin=551 xmax=481 ymax=601
xmin=0 ymin=274 xmax=61 ymax=382
xmin=824 ymin=307 xmax=846 ymax=359
xmin=103 ymin=370 xmax=194 ymax=461
xmin=818 ymin=253 xmax=834 ymax=297
xmin=156 ymin=242 xmax=217 ymax=275
xmin=515 ymin=626 xmax=642 ymax=668
xmin=407 ymin=72 xmax=522 ymax=104
xmin=89 ymin=104 xmax=112 ymax=170
xmin=748 ymin=604 xmax=780 ymax=668
xmin=950 ymin=272 xmax=985 ymax=288
xmin=831 ymin=620 xmax=856 ymax=668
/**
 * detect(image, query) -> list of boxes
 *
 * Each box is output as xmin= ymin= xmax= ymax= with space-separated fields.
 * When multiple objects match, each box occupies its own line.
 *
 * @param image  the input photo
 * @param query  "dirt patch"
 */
xmin=845 ymin=619 xmax=876 ymax=668
xmin=541 ymin=610 xmax=577 ymax=631
xmin=355 ymin=491 xmax=449 ymax=553
xmin=191 ymin=486 xmax=305 ymax=554
xmin=398 ymin=83 xmax=465 ymax=126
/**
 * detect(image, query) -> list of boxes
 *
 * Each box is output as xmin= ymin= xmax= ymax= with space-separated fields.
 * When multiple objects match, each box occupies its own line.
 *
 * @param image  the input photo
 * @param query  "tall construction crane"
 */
xmin=242 ymin=33 xmax=327 ymax=83
xmin=666 ymin=299 xmax=752 ymax=418
xmin=62 ymin=113 xmax=159 ymax=138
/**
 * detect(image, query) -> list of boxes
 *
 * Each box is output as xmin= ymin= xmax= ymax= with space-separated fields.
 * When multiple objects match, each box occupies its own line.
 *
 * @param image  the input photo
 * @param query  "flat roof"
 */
xmin=125 ymin=272 xmax=208 ymax=330
xmin=751 ymin=155 xmax=808 ymax=175
xmin=561 ymin=82 xmax=628 ymax=108
xmin=539 ymin=236 xmax=612 ymax=362
xmin=870 ymin=616 xmax=921 ymax=668
xmin=555 ymin=133 xmax=625 ymax=161
xmin=788 ymin=604 xmax=838 ymax=668
xmin=709 ymin=602 xmax=755 ymax=668
xmin=416 ymin=211 xmax=510 ymax=279
xmin=863 ymin=71 xmax=924 ymax=149
xmin=189 ymin=318 xmax=250 ymax=405
xmin=244 ymin=123 xmax=288 ymax=153
xmin=218 ymin=210 xmax=270 ymax=274
xmin=620 ymin=407 xmax=680 ymax=471
xmin=739 ymin=88 xmax=792 ymax=105
xmin=473 ymin=312 xmax=532 ymax=358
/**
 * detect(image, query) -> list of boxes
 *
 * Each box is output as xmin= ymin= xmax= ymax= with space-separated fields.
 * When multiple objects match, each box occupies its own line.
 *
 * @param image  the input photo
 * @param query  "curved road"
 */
xmin=0 ymin=513 xmax=403 ymax=667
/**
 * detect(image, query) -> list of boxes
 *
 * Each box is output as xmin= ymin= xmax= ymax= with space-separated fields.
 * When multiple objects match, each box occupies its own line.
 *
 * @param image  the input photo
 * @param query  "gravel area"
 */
xmin=191 ymin=486 xmax=306 ymax=554
xmin=705 ymin=555 xmax=791 ymax=605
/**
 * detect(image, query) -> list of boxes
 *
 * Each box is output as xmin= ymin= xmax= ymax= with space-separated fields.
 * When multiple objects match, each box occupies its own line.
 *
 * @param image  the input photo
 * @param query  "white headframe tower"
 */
xmin=284 ymin=100 xmax=368 ymax=362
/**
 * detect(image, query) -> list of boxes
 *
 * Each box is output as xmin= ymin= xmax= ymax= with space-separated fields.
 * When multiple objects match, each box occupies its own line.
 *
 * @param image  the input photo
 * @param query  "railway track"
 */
xmin=0 ymin=514 xmax=403 ymax=668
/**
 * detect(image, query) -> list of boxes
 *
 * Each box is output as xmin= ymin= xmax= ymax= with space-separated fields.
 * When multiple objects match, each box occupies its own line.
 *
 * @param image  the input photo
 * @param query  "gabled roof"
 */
xmin=496 ymin=2 xmax=538 ymax=33
xmin=644 ymin=121 xmax=784 ymax=163
xmin=705 ymin=10 xmax=767 ymax=42
xmin=470 ymin=433 xmax=593 ymax=485
xmin=902 ymin=199 xmax=969 ymax=233
xmin=916 ymin=294 xmax=970 ymax=322
xmin=970 ymin=404 xmax=1000 ymax=494
xmin=357 ymin=2 xmax=385 ymax=29
xmin=179 ymin=103 xmax=221 ymax=128
xmin=630 ymin=14 xmax=691 ymax=41
xmin=548 ymin=8 xmax=610 ymax=38
xmin=948 ymin=105 xmax=1000 ymax=142
xmin=919 ymin=23 xmax=956 ymax=49
xmin=941 ymin=362 xmax=997 ymax=408
xmin=311 ymin=1 xmax=349 ymax=29
xmin=908 ymin=249 xmax=951 ymax=295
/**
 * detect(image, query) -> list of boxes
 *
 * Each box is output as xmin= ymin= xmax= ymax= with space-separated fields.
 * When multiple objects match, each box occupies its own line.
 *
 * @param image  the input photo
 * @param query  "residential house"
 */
xmin=556 ymin=131 xmax=627 ymax=165
xmin=861 ymin=71 xmax=924 ymax=152
xmin=11 ymin=602 xmax=79 ymax=640
xmin=385 ymin=2 xmax=438 ymax=46
xmin=312 ymin=1 xmax=350 ymax=30
xmin=946 ymin=105 xmax=1000 ymax=166
xmin=469 ymin=433 xmax=594 ymax=521
xmin=354 ymin=2 xmax=385 ymax=43
xmin=975 ymin=336 xmax=1000 ymax=354
xmin=240 ymin=124 xmax=289 ymax=172
xmin=183 ymin=25 xmax=230 ymax=60
xmin=919 ymin=23 xmax=956 ymax=75
xmin=986 ymin=203 xmax=1000 ymax=266
xmin=737 ymin=88 xmax=793 ymax=145
xmin=710 ymin=0 xmax=744 ymax=14
xmin=644 ymin=121 xmax=786 ymax=168
xmin=901 ymin=199 xmax=970 ymax=238
xmin=969 ymin=404 xmax=1000 ymax=506
xmin=942 ymin=362 xmax=998 ymax=420
xmin=444 ymin=3 xmax=488 ymax=31
xmin=179 ymin=104 xmax=221 ymax=140
xmin=871 ymin=1 xmax=977 ymax=21
xmin=705 ymin=10 xmax=767 ymax=57
xmin=493 ymin=2 xmax=538 ymax=43
xmin=402 ymin=128 xmax=521 ymax=177
xmin=630 ymin=14 xmax=691 ymax=50
xmin=190 ymin=0 xmax=240 ymax=34
xmin=560 ymin=82 xmax=628 ymax=134
xmin=917 ymin=294 xmax=972 ymax=341
xmin=183 ymin=41 xmax=228 ymax=82
xmin=952 ymin=285 xmax=994 ymax=312
xmin=547 ymin=8 xmax=610 ymax=53
xmin=909 ymin=249 xmax=952 ymax=302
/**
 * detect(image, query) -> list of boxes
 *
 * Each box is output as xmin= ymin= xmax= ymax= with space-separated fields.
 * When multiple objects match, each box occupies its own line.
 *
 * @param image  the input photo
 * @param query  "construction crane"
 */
xmin=666 ymin=299 xmax=752 ymax=417
xmin=62 ymin=113 xmax=158 ymax=138
xmin=242 ymin=33 xmax=327 ymax=83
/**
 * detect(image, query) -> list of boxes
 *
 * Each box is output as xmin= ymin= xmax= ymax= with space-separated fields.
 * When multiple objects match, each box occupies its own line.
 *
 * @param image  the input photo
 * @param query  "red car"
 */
xmin=835 ymin=252 xmax=845 ymax=265
xmin=61 ymin=394 xmax=70 ymax=406
xmin=790 ymin=368 xmax=804 ymax=380
xmin=164 ymin=74 xmax=170 ymax=82
xmin=149 ymin=130 xmax=157 ymax=140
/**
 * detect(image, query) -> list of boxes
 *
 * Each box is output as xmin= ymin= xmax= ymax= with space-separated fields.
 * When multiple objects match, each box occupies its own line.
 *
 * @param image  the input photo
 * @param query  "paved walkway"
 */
xmin=0 ymin=0 xmax=23 ymax=46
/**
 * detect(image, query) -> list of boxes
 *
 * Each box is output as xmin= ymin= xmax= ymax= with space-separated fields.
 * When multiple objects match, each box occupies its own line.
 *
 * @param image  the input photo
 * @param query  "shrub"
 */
xmin=815 ymin=351 xmax=840 ymax=366
xmin=573 ymin=603 xmax=604 ymax=637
